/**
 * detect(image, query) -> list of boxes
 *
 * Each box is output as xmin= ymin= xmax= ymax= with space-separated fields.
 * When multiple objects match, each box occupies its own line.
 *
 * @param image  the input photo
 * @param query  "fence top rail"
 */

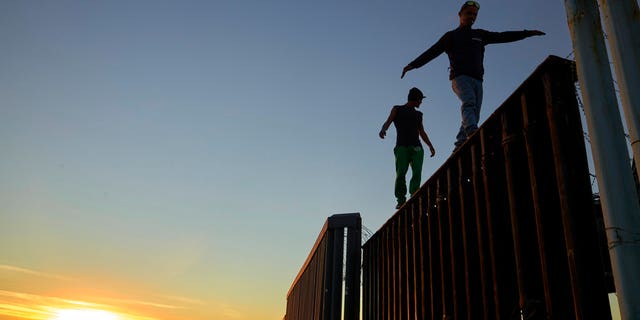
xmin=286 ymin=213 xmax=361 ymax=298
xmin=364 ymin=55 xmax=576 ymax=247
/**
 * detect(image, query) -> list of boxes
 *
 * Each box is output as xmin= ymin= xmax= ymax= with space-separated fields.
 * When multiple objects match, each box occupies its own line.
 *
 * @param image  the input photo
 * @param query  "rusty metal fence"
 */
xmin=285 ymin=213 xmax=361 ymax=320
xmin=362 ymin=56 xmax=613 ymax=320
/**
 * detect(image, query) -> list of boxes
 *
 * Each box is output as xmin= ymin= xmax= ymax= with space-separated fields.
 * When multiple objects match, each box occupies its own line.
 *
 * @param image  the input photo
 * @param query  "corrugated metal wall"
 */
xmin=362 ymin=56 xmax=613 ymax=320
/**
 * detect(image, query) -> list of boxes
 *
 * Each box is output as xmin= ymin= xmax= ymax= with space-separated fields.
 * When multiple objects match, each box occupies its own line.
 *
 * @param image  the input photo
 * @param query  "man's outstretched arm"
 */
xmin=484 ymin=29 xmax=545 ymax=44
xmin=401 ymin=34 xmax=448 ymax=79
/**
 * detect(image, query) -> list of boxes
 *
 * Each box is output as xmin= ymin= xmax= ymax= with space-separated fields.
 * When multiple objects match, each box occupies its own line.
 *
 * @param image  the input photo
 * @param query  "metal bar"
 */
xmin=501 ymin=102 xmax=527 ymax=315
xmin=543 ymin=66 xmax=613 ymax=319
xmin=502 ymin=99 xmax=546 ymax=317
xmin=397 ymin=217 xmax=404 ymax=320
xmin=375 ymin=235 xmax=382 ymax=320
xmin=520 ymin=88 xmax=552 ymax=316
xmin=375 ymin=236 xmax=382 ymax=320
xmin=371 ymin=237 xmax=378 ymax=320
xmin=344 ymin=220 xmax=361 ymax=320
xmin=305 ymin=244 xmax=314 ymax=319
xmin=404 ymin=207 xmax=416 ymax=319
xmin=362 ymin=242 xmax=369 ymax=320
xmin=480 ymin=125 xmax=519 ymax=319
xmin=600 ymin=0 xmax=640 ymax=315
xmin=379 ymin=235 xmax=384 ymax=320
xmin=365 ymin=238 xmax=373 ymax=320
xmin=374 ymin=237 xmax=379 ymax=320
xmin=521 ymin=86 xmax=575 ymax=319
xmin=321 ymin=236 xmax=331 ymax=320
xmin=317 ymin=247 xmax=324 ymax=320
xmin=458 ymin=153 xmax=482 ymax=319
xmin=457 ymin=156 xmax=471 ymax=320
xmin=416 ymin=196 xmax=428 ymax=319
xmin=382 ymin=233 xmax=387 ymax=320
xmin=437 ymin=177 xmax=453 ymax=319
xmin=410 ymin=205 xmax=418 ymax=319
xmin=598 ymin=0 xmax=640 ymax=175
xmin=390 ymin=224 xmax=396 ymax=320
xmin=427 ymin=184 xmax=442 ymax=319
xmin=398 ymin=212 xmax=408 ymax=319
xmin=410 ymin=199 xmax=425 ymax=319
xmin=384 ymin=227 xmax=391 ymax=320
xmin=391 ymin=219 xmax=400 ymax=320
xmin=470 ymin=141 xmax=491 ymax=320
xmin=323 ymin=229 xmax=344 ymax=320
xmin=564 ymin=1 xmax=640 ymax=318
xmin=331 ymin=228 xmax=344 ymax=320
xmin=447 ymin=165 xmax=465 ymax=319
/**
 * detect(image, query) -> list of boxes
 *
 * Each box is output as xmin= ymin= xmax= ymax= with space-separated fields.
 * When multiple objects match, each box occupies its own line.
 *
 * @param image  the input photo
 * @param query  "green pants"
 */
xmin=394 ymin=145 xmax=424 ymax=205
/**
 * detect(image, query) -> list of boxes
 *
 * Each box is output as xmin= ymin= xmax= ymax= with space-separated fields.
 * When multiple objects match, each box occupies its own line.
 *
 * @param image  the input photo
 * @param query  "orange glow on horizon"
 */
xmin=0 ymin=289 xmax=166 ymax=320
xmin=51 ymin=309 xmax=120 ymax=320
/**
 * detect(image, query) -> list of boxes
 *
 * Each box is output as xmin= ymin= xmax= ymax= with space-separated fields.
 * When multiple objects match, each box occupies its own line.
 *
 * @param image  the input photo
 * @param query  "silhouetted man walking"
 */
xmin=380 ymin=87 xmax=436 ymax=209
xmin=401 ymin=1 xmax=545 ymax=151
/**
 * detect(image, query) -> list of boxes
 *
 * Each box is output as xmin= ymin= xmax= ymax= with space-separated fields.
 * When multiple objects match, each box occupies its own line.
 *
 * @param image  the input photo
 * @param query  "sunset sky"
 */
xmin=0 ymin=0 xmax=626 ymax=319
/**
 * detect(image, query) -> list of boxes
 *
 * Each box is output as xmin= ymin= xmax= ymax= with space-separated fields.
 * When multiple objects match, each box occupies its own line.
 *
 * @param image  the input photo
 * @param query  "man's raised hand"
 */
xmin=401 ymin=65 xmax=413 ymax=79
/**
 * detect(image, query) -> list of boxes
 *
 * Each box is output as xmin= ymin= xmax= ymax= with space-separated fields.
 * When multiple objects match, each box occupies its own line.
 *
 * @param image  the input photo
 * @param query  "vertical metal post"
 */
xmin=397 ymin=213 xmax=408 ymax=320
xmin=375 ymin=236 xmax=381 ymax=320
xmin=480 ymin=125 xmax=519 ymax=319
xmin=404 ymin=208 xmax=416 ymax=319
xmin=447 ymin=165 xmax=465 ymax=319
xmin=382 ymin=232 xmax=387 ymax=320
xmin=314 ymin=247 xmax=325 ymax=320
xmin=505 ymin=96 xmax=554 ymax=317
xmin=564 ymin=1 xmax=640 ymax=319
xmin=362 ymin=244 xmax=369 ymax=320
xmin=437 ymin=177 xmax=452 ymax=319
xmin=325 ymin=227 xmax=343 ymax=320
xmin=458 ymin=155 xmax=482 ymax=319
xmin=367 ymin=237 xmax=375 ymax=320
xmin=520 ymin=87 xmax=574 ymax=319
xmin=384 ymin=227 xmax=392 ymax=320
xmin=543 ymin=66 xmax=613 ymax=319
xmin=471 ymin=142 xmax=492 ymax=319
xmin=427 ymin=185 xmax=442 ymax=319
xmin=344 ymin=219 xmax=361 ymax=320
xmin=413 ymin=198 xmax=427 ymax=319
xmin=391 ymin=220 xmax=399 ymax=320
xmin=391 ymin=222 xmax=398 ymax=320
xmin=598 ymin=0 xmax=640 ymax=173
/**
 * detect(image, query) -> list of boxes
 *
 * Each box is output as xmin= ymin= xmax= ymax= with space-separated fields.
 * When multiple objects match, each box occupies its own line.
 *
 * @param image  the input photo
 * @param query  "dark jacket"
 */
xmin=408 ymin=26 xmax=533 ymax=80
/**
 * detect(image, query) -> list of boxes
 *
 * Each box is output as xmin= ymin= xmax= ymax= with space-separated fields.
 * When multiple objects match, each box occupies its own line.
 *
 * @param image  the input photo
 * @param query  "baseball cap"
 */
xmin=459 ymin=1 xmax=480 ymax=14
xmin=408 ymin=87 xmax=426 ymax=101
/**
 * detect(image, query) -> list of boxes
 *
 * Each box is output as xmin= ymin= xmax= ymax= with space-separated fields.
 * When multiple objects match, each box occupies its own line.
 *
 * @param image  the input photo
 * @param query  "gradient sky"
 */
xmin=0 ymin=1 xmax=624 ymax=319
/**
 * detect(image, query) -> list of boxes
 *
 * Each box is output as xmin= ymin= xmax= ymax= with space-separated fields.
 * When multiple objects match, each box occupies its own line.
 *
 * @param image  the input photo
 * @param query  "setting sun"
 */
xmin=51 ymin=309 xmax=120 ymax=320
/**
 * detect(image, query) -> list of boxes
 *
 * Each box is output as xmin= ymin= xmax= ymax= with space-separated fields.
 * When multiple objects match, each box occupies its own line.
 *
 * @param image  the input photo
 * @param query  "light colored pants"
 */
xmin=452 ymin=75 xmax=484 ymax=148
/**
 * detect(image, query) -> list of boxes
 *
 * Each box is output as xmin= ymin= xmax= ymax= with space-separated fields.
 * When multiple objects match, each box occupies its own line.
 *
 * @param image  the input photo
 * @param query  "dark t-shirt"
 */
xmin=392 ymin=105 xmax=423 ymax=147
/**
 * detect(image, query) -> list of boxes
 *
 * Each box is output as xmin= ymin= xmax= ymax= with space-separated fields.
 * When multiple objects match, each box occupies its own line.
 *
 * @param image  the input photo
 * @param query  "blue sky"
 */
xmin=0 ymin=1 xmax=597 ymax=319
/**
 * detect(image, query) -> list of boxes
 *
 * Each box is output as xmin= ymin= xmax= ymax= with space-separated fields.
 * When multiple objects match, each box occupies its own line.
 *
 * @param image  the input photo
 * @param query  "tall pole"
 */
xmin=598 ymin=0 xmax=640 ymax=177
xmin=564 ymin=1 xmax=640 ymax=319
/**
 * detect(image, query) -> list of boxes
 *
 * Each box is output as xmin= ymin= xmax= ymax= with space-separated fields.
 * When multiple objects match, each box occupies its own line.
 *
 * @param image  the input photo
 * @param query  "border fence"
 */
xmin=362 ymin=56 xmax=611 ymax=320
xmin=285 ymin=56 xmax=615 ymax=320
xmin=285 ymin=213 xmax=361 ymax=320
